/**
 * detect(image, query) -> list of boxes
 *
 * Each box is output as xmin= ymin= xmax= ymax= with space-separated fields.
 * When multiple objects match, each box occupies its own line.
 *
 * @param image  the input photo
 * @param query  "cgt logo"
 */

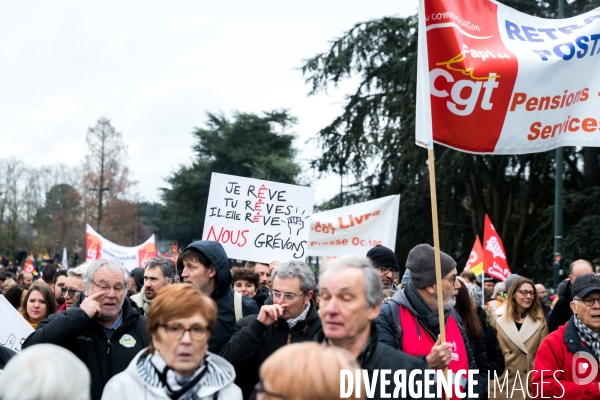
xmin=429 ymin=53 xmax=500 ymax=116
xmin=572 ymin=351 xmax=599 ymax=385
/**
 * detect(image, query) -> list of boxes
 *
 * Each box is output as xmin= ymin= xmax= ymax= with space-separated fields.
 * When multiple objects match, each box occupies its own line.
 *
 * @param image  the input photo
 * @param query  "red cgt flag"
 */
xmin=464 ymin=235 xmax=484 ymax=276
xmin=483 ymin=215 xmax=511 ymax=282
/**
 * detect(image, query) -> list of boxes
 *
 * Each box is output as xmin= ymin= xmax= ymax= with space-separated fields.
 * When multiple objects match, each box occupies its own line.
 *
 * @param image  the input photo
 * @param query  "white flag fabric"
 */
xmin=307 ymin=195 xmax=400 ymax=257
xmin=62 ymin=247 xmax=69 ymax=270
xmin=416 ymin=0 xmax=600 ymax=154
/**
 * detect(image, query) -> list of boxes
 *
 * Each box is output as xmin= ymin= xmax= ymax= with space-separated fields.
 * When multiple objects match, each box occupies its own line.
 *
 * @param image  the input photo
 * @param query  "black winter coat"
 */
xmin=22 ymin=296 xmax=149 ymax=400
xmin=316 ymin=324 xmax=428 ymax=400
xmin=476 ymin=305 xmax=505 ymax=377
xmin=548 ymin=281 xmax=574 ymax=333
xmin=0 ymin=345 xmax=15 ymax=369
xmin=220 ymin=300 xmax=322 ymax=400
xmin=181 ymin=241 xmax=259 ymax=354
xmin=375 ymin=289 xmax=488 ymax=399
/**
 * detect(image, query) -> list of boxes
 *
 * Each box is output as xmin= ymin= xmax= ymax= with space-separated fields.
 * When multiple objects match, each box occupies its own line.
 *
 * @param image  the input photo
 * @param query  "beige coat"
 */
xmin=492 ymin=305 xmax=548 ymax=400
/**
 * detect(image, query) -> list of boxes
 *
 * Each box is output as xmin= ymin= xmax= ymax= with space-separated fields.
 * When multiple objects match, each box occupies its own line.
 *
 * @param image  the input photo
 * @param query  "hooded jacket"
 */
xmin=181 ymin=241 xmax=259 ymax=354
xmin=220 ymin=300 xmax=322 ymax=399
xmin=375 ymin=287 xmax=488 ymax=399
xmin=101 ymin=348 xmax=242 ymax=400
xmin=22 ymin=295 xmax=149 ymax=400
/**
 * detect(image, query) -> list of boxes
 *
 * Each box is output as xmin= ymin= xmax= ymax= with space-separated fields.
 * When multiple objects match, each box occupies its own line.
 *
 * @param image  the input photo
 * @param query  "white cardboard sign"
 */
xmin=202 ymin=173 xmax=316 ymax=263
xmin=0 ymin=295 xmax=34 ymax=353
xmin=307 ymin=195 xmax=400 ymax=257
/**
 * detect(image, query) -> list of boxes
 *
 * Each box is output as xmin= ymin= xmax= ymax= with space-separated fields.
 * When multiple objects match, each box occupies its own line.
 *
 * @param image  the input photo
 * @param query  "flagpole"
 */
xmin=428 ymin=149 xmax=446 ymax=342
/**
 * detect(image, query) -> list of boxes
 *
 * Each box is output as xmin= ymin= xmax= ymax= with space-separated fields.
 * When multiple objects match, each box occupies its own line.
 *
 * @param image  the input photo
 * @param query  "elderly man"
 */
xmin=23 ymin=259 xmax=149 ymax=400
xmin=18 ymin=271 xmax=33 ymax=288
xmin=130 ymin=257 xmax=176 ymax=315
xmin=375 ymin=244 xmax=487 ymax=398
xmin=221 ymin=260 xmax=322 ymax=399
xmin=548 ymin=259 xmax=594 ymax=332
xmin=532 ymin=274 xmax=600 ymax=397
xmin=366 ymin=244 xmax=400 ymax=290
xmin=316 ymin=254 xmax=428 ymax=400
xmin=179 ymin=240 xmax=259 ymax=354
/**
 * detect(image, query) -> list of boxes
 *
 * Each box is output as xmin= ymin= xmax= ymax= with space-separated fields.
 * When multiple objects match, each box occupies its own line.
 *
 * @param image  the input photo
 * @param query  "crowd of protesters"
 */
xmin=1 ymin=242 xmax=600 ymax=400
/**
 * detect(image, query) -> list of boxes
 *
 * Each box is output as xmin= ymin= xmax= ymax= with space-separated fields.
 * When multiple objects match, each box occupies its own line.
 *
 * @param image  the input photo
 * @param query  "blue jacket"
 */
xmin=182 ymin=241 xmax=259 ymax=354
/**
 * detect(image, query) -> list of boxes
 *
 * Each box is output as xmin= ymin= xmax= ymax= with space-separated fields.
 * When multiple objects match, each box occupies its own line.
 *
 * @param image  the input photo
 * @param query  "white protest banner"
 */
xmin=416 ymin=0 xmax=600 ymax=154
xmin=0 ymin=295 xmax=34 ymax=353
xmin=307 ymin=195 xmax=400 ymax=257
xmin=85 ymin=224 xmax=157 ymax=271
xmin=202 ymin=173 xmax=316 ymax=263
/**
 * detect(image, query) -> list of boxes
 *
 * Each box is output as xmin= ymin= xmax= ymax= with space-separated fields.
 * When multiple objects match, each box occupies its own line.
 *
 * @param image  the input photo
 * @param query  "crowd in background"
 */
xmin=1 ymin=242 xmax=600 ymax=400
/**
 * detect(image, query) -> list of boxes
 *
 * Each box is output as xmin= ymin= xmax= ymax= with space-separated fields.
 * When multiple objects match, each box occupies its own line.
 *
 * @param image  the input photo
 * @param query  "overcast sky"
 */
xmin=0 ymin=0 xmax=419 ymax=204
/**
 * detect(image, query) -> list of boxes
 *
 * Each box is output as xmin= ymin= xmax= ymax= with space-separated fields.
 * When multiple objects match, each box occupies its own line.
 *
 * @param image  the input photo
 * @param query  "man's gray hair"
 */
xmin=0 ymin=344 xmax=90 ymax=400
xmin=145 ymin=257 xmax=177 ymax=281
xmin=272 ymin=260 xmax=315 ymax=293
xmin=319 ymin=254 xmax=383 ymax=308
xmin=84 ymin=259 xmax=129 ymax=291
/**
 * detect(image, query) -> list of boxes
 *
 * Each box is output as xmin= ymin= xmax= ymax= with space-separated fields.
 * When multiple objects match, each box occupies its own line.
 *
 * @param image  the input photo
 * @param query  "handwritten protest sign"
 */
xmin=308 ymin=195 xmax=400 ymax=257
xmin=202 ymin=173 xmax=316 ymax=263
xmin=0 ymin=295 xmax=34 ymax=353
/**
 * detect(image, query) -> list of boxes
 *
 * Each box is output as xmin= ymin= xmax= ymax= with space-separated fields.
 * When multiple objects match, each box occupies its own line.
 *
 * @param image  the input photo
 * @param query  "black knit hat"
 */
xmin=406 ymin=244 xmax=456 ymax=289
xmin=366 ymin=245 xmax=399 ymax=271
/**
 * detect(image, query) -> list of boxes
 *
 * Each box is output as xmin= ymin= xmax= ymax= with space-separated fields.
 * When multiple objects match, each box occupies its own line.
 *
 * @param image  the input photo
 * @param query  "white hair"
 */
xmin=0 ymin=344 xmax=90 ymax=400
xmin=84 ymin=259 xmax=129 ymax=292
xmin=67 ymin=263 xmax=88 ymax=279
xmin=319 ymin=254 xmax=383 ymax=308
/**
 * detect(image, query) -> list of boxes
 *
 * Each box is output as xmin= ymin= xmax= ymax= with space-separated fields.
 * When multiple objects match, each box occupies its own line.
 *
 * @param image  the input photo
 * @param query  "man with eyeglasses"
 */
xmin=23 ymin=259 xmax=149 ymax=400
xmin=375 ymin=244 xmax=488 ymax=398
xmin=220 ymin=260 xmax=322 ymax=399
xmin=367 ymin=244 xmax=400 ymax=290
xmin=532 ymin=273 xmax=600 ymax=396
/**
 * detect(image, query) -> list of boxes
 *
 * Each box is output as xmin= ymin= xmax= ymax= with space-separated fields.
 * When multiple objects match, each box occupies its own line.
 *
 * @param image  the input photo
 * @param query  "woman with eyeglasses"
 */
xmin=493 ymin=276 xmax=547 ymax=400
xmin=255 ymin=342 xmax=363 ymax=400
xmin=102 ymin=283 xmax=242 ymax=400
xmin=21 ymin=281 xmax=58 ymax=328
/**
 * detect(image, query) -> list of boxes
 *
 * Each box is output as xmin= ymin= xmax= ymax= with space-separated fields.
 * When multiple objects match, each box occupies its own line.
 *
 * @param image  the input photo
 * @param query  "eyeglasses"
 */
xmin=517 ymin=290 xmax=535 ymax=297
xmin=376 ymin=267 xmax=399 ymax=276
xmin=60 ymin=287 xmax=84 ymax=297
xmin=159 ymin=323 xmax=210 ymax=341
xmin=92 ymin=280 xmax=125 ymax=293
xmin=444 ymin=276 xmax=457 ymax=285
xmin=270 ymin=290 xmax=305 ymax=302
xmin=577 ymin=297 xmax=600 ymax=307
xmin=253 ymin=380 xmax=285 ymax=399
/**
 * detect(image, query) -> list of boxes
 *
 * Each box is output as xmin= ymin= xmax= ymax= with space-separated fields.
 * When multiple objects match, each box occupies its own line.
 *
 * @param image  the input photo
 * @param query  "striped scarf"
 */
xmin=572 ymin=314 xmax=600 ymax=361
xmin=137 ymin=350 xmax=233 ymax=400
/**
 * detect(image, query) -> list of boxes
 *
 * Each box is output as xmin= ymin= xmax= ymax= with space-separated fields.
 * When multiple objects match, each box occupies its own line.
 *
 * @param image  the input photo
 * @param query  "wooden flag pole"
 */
xmin=428 ymin=148 xmax=446 ymax=342
xmin=428 ymin=147 xmax=450 ymax=400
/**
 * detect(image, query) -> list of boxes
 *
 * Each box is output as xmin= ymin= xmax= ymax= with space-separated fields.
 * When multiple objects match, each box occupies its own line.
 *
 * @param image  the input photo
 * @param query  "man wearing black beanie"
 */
xmin=366 ymin=245 xmax=399 ymax=290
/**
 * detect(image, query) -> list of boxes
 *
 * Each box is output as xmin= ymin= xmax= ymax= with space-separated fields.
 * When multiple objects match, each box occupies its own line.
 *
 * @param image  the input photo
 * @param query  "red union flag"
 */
xmin=464 ymin=235 xmax=484 ymax=276
xmin=483 ymin=214 xmax=511 ymax=281
xmin=416 ymin=0 xmax=600 ymax=154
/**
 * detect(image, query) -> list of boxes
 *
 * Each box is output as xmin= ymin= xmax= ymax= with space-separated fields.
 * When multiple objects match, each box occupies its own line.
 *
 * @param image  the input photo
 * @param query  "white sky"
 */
xmin=0 ymin=0 xmax=419 ymax=204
